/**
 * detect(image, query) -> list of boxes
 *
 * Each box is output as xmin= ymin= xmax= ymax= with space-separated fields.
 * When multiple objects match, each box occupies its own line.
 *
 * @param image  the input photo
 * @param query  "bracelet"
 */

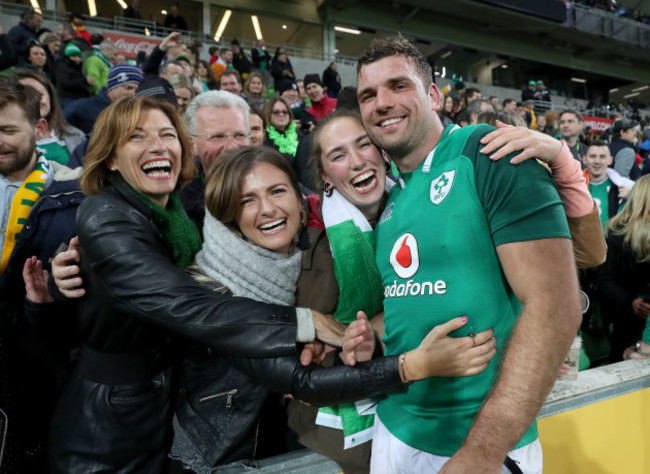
xmin=399 ymin=353 xmax=412 ymax=385
xmin=634 ymin=341 xmax=650 ymax=357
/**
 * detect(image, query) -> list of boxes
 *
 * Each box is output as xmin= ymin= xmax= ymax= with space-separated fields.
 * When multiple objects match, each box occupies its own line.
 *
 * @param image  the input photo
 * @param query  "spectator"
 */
xmin=502 ymin=98 xmax=517 ymax=113
xmin=196 ymin=59 xmax=218 ymax=91
xmin=583 ymin=140 xmax=632 ymax=229
xmin=220 ymin=70 xmax=244 ymax=96
xmin=243 ymin=71 xmax=266 ymax=110
xmin=440 ymin=77 xmax=465 ymax=97
xmin=488 ymin=95 xmax=501 ymax=111
xmin=597 ymin=175 xmax=650 ymax=362
xmin=208 ymin=45 xmax=219 ymax=64
xmin=249 ymin=107 xmax=266 ymax=146
xmin=279 ymin=81 xmax=308 ymax=122
xmin=13 ymin=68 xmax=85 ymax=166
xmin=84 ymin=40 xmax=117 ymax=95
xmin=609 ymin=119 xmax=639 ymax=179
xmin=54 ymin=43 xmax=92 ymax=109
xmin=464 ymin=98 xmax=494 ymax=125
xmin=464 ymin=87 xmax=481 ymax=104
xmin=167 ymin=72 xmax=194 ymax=114
xmin=69 ymin=13 xmax=91 ymax=48
xmin=56 ymin=22 xmax=89 ymax=58
xmin=251 ymin=39 xmax=272 ymax=71
xmin=231 ymin=39 xmax=252 ymax=81
xmin=304 ymin=74 xmax=336 ymax=122
xmin=439 ymin=94 xmax=459 ymax=126
xmin=322 ymin=61 xmax=341 ymax=99
xmin=0 ymin=26 xmax=18 ymax=73
xmin=39 ymin=32 xmax=61 ymax=79
xmin=559 ymin=109 xmax=587 ymax=167
xmin=271 ymin=47 xmax=295 ymax=95
xmin=123 ymin=0 xmax=143 ymax=20
xmin=64 ymin=64 xmax=143 ymax=134
xmin=211 ymin=47 xmax=233 ymax=82
xmin=22 ymin=41 xmax=50 ymax=79
xmin=7 ymin=8 xmax=43 ymax=61
xmin=163 ymin=5 xmax=188 ymax=30
xmin=535 ymin=80 xmax=551 ymax=102
xmin=263 ymin=97 xmax=302 ymax=160
xmin=522 ymin=79 xmax=536 ymax=101
xmin=543 ymin=109 xmax=559 ymax=135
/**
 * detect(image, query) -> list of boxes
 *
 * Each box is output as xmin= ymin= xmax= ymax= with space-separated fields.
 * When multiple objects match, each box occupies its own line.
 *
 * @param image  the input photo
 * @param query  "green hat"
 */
xmin=64 ymin=43 xmax=82 ymax=58
xmin=536 ymin=80 xmax=544 ymax=86
xmin=528 ymin=80 xmax=536 ymax=86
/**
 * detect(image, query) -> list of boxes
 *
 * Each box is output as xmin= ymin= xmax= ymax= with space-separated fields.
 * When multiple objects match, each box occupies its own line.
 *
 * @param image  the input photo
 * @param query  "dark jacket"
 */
xmin=0 ymin=163 xmax=84 ymax=474
xmin=270 ymin=58 xmax=294 ymax=94
xmin=49 ymin=176 xmax=300 ymax=473
xmin=63 ymin=87 xmax=112 ymax=134
xmin=0 ymin=32 xmax=18 ymax=71
xmin=322 ymin=67 xmax=341 ymax=95
xmin=7 ymin=22 xmax=39 ymax=60
xmin=54 ymin=57 xmax=91 ymax=100
xmin=163 ymin=14 xmax=187 ymax=30
xmin=251 ymin=47 xmax=271 ymax=70
xmin=232 ymin=50 xmax=252 ymax=77
xmin=596 ymin=232 xmax=650 ymax=361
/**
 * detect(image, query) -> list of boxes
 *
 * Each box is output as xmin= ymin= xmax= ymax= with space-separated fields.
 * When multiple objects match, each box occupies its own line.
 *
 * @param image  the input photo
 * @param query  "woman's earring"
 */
xmin=324 ymin=183 xmax=333 ymax=197
xmin=300 ymin=208 xmax=308 ymax=226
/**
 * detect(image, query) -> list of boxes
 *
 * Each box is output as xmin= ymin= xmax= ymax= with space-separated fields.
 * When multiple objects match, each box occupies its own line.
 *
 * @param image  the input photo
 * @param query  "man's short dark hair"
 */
xmin=0 ymin=76 xmax=41 ymax=125
xmin=357 ymin=35 xmax=432 ymax=89
xmin=559 ymin=109 xmax=583 ymax=122
xmin=336 ymin=86 xmax=360 ymax=113
xmin=23 ymin=8 xmax=42 ymax=22
xmin=502 ymin=98 xmax=516 ymax=108
xmin=465 ymin=87 xmax=481 ymax=98
xmin=467 ymin=98 xmax=493 ymax=117
xmin=220 ymin=70 xmax=241 ymax=85
xmin=588 ymin=139 xmax=609 ymax=150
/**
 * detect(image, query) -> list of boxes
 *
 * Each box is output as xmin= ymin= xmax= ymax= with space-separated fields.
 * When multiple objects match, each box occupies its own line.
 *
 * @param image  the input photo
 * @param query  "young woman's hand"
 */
xmin=404 ymin=317 xmax=497 ymax=381
xmin=479 ymin=120 xmax=562 ymax=165
xmin=341 ymin=311 xmax=376 ymax=366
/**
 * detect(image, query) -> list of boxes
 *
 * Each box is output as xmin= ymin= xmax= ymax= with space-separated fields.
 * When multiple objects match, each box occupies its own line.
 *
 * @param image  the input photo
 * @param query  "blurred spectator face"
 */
xmin=222 ymin=50 xmax=233 ymax=63
xmin=178 ymin=59 xmax=193 ymax=77
xmin=296 ymin=80 xmax=306 ymax=99
xmin=621 ymin=127 xmax=638 ymax=143
xmin=249 ymin=113 xmax=265 ymax=146
xmin=270 ymin=101 xmax=291 ymax=130
xmin=68 ymin=54 xmax=82 ymax=65
xmin=47 ymin=39 xmax=61 ymax=55
xmin=281 ymin=88 xmax=298 ymax=105
xmin=584 ymin=145 xmax=612 ymax=181
xmin=559 ymin=112 xmax=583 ymax=139
xmin=277 ymin=53 xmax=287 ymax=63
xmin=220 ymin=74 xmax=242 ymax=94
xmin=490 ymin=96 xmax=499 ymax=108
xmin=193 ymin=106 xmax=250 ymax=171
xmin=70 ymin=15 xmax=84 ymax=27
xmin=248 ymin=76 xmax=264 ymax=95
xmin=537 ymin=115 xmax=547 ymax=129
xmin=18 ymin=78 xmax=50 ymax=118
xmin=107 ymin=83 xmax=139 ymax=101
xmin=28 ymin=45 xmax=47 ymax=67
xmin=104 ymin=50 xmax=118 ymax=64
xmin=466 ymin=90 xmax=481 ymax=103
xmin=444 ymin=96 xmax=453 ymax=114
xmin=231 ymin=44 xmax=241 ymax=54
xmin=27 ymin=13 xmax=43 ymax=30
xmin=174 ymin=87 xmax=192 ymax=113
xmin=305 ymin=83 xmax=324 ymax=103
xmin=503 ymin=100 xmax=517 ymax=113
xmin=164 ymin=63 xmax=184 ymax=78
xmin=196 ymin=62 xmax=209 ymax=79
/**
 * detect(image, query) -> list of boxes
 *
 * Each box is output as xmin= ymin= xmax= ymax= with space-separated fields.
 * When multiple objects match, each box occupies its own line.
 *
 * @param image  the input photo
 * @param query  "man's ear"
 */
xmin=429 ymin=84 xmax=442 ymax=112
xmin=35 ymin=118 xmax=47 ymax=141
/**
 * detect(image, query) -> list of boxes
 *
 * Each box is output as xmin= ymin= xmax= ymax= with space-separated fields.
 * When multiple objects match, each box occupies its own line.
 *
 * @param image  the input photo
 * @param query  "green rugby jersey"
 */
xmin=375 ymin=124 xmax=570 ymax=456
xmin=588 ymin=178 xmax=611 ymax=230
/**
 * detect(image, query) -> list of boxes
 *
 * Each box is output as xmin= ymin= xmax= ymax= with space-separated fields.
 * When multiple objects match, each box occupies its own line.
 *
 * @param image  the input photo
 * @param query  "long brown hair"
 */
xmin=80 ymin=96 xmax=196 ymax=195
xmin=263 ymin=97 xmax=293 ymax=132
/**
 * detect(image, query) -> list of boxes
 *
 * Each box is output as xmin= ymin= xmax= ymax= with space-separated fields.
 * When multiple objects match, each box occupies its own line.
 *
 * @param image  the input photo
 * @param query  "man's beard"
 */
xmin=0 ymin=136 xmax=37 ymax=177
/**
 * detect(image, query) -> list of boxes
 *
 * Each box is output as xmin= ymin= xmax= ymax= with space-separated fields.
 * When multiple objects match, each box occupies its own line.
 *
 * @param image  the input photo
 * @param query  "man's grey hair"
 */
xmin=185 ymin=91 xmax=251 ymax=135
xmin=99 ymin=40 xmax=117 ymax=53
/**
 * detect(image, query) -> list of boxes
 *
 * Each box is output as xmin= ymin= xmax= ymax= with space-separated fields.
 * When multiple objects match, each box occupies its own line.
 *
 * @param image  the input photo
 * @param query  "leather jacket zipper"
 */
xmin=199 ymin=389 xmax=238 ymax=408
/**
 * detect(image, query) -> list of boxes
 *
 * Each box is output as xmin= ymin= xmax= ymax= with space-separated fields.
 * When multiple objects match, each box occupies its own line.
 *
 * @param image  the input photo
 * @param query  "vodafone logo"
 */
xmin=390 ymin=233 xmax=419 ymax=279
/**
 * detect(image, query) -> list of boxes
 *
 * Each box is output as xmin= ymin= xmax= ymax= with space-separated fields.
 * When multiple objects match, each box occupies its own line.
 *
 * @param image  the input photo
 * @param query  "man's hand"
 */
xmin=341 ymin=311 xmax=375 ymax=366
xmin=23 ymin=257 xmax=54 ymax=303
xmin=52 ymin=236 xmax=85 ymax=298
xmin=618 ymin=185 xmax=631 ymax=200
xmin=160 ymin=31 xmax=182 ymax=52
xmin=479 ymin=120 xmax=562 ymax=165
xmin=299 ymin=340 xmax=336 ymax=366
xmin=632 ymin=297 xmax=650 ymax=318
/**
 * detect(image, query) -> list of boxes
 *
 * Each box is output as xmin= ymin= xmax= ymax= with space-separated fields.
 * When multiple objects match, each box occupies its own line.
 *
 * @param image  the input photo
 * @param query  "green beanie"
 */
xmin=64 ymin=43 xmax=82 ymax=58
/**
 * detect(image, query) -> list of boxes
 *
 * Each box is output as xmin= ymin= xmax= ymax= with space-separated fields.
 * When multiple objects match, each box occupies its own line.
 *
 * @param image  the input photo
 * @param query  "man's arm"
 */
xmin=441 ymin=237 xmax=581 ymax=473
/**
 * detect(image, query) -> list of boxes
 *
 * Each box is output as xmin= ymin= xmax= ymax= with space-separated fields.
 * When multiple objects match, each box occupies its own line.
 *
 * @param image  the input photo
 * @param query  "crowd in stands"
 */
xmin=571 ymin=0 xmax=650 ymax=24
xmin=1 ymin=7 xmax=649 ymax=474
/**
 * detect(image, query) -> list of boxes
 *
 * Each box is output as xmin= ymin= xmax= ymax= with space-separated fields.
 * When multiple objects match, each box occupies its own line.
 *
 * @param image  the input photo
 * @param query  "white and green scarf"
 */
xmin=315 ymin=188 xmax=384 ymax=449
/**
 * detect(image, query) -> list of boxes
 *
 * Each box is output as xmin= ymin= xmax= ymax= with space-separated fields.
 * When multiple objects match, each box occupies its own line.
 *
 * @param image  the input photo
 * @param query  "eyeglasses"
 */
xmin=192 ymin=132 xmax=250 ymax=144
xmin=272 ymin=110 xmax=289 ymax=116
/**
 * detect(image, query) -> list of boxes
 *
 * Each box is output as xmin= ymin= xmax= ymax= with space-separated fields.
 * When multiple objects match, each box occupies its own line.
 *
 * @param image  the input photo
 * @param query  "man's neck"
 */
xmin=589 ymin=174 xmax=608 ymax=184
xmin=4 ymin=152 xmax=38 ymax=184
xmin=392 ymin=125 xmax=444 ymax=173
xmin=564 ymin=135 xmax=578 ymax=147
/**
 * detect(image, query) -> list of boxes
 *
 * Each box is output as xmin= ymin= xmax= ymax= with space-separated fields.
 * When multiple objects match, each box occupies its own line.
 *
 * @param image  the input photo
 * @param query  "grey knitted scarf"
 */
xmin=194 ymin=210 xmax=302 ymax=305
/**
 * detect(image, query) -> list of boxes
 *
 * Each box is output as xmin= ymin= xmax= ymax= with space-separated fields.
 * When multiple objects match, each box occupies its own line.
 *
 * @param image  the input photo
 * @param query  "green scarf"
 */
xmin=315 ymin=187 xmax=385 ymax=449
xmin=134 ymin=191 xmax=202 ymax=268
xmin=267 ymin=122 xmax=299 ymax=156
xmin=92 ymin=48 xmax=112 ymax=68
